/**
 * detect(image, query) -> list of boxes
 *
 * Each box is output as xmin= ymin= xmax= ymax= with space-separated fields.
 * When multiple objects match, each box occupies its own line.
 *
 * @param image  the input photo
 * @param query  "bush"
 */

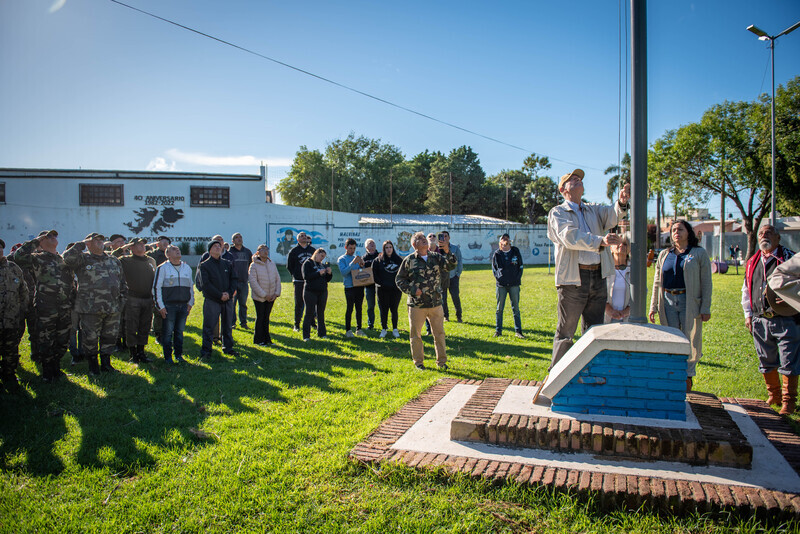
xmin=178 ymin=241 xmax=191 ymax=255
xmin=194 ymin=241 xmax=207 ymax=255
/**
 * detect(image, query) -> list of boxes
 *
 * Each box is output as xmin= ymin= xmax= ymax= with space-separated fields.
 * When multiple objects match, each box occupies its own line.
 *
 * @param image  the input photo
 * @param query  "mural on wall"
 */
xmin=267 ymin=223 xmax=551 ymax=264
xmin=124 ymin=196 xmax=185 ymax=235
xmin=274 ymin=226 xmax=328 ymax=255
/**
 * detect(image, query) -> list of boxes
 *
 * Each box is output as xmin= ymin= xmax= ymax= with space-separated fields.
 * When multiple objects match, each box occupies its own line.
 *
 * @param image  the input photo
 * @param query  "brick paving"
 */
xmin=451 ymin=378 xmax=751 ymax=468
xmin=349 ymin=378 xmax=800 ymax=517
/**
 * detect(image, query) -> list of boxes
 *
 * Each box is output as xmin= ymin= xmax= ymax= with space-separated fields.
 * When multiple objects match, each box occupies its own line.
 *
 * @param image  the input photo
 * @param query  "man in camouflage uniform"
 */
xmin=19 ymin=241 xmax=39 ymax=362
xmin=395 ymin=231 xmax=457 ymax=371
xmin=114 ymin=238 xmax=156 ymax=363
xmin=0 ymin=238 xmax=29 ymax=391
xmin=12 ymin=230 xmax=75 ymax=382
xmin=64 ymin=233 xmax=128 ymax=375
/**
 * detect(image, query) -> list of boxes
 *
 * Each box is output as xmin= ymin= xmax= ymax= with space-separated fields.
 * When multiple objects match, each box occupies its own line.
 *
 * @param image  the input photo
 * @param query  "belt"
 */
xmin=663 ymin=288 xmax=686 ymax=295
xmin=578 ymin=264 xmax=600 ymax=271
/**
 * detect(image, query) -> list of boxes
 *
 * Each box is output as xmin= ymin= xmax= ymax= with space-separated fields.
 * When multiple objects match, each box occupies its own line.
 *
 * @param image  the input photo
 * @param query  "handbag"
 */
xmin=352 ymin=265 xmax=375 ymax=287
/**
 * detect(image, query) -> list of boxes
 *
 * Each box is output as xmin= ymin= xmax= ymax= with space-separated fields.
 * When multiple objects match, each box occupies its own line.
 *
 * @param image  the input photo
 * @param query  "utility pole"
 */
xmin=449 ymin=172 xmax=453 ymax=226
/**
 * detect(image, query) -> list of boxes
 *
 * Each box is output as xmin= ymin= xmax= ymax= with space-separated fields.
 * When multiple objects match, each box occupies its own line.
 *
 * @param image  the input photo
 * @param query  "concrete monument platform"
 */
xmin=349 ymin=378 xmax=800 ymax=516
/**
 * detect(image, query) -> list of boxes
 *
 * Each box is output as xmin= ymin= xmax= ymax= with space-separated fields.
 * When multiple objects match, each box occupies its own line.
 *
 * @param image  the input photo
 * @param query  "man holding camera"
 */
xmin=396 ymin=231 xmax=457 ymax=370
xmin=547 ymin=169 xmax=629 ymax=368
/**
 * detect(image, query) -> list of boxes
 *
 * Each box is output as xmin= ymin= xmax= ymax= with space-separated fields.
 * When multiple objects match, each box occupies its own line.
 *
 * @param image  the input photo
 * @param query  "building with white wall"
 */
xmin=0 ymin=167 xmax=552 ymax=265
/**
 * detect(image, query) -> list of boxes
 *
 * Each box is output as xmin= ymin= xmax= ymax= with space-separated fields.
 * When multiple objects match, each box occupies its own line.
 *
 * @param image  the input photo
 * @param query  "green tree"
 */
xmin=485 ymin=169 xmax=528 ymax=222
xmin=425 ymin=146 xmax=486 ymax=215
xmin=521 ymin=155 xmax=558 ymax=225
xmin=275 ymin=146 xmax=330 ymax=208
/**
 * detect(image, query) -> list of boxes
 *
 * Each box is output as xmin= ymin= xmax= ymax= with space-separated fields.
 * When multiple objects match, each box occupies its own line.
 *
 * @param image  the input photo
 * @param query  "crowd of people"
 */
xmin=2 ymin=169 xmax=799 ymax=417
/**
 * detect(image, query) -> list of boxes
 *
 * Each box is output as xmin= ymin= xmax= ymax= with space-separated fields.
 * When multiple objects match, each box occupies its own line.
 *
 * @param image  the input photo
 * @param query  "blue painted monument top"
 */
xmin=540 ymin=323 xmax=691 ymax=421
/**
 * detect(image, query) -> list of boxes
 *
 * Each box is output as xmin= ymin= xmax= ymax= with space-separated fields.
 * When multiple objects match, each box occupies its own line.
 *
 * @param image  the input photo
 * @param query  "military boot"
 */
xmin=1 ymin=364 xmax=20 ymax=392
xmin=128 ymin=345 xmax=141 ymax=363
xmin=41 ymin=359 xmax=55 ymax=383
xmin=50 ymin=359 xmax=66 ymax=381
xmin=87 ymin=354 xmax=101 ymax=376
xmin=100 ymin=354 xmax=117 ymax=373
xmin=137 ymin=346 xmax=152 ymax=364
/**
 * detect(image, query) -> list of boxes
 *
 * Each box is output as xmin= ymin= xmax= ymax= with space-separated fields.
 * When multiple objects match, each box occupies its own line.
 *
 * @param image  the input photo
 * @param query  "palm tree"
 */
xmin=604 ymin=152 xmax=631 ymax=201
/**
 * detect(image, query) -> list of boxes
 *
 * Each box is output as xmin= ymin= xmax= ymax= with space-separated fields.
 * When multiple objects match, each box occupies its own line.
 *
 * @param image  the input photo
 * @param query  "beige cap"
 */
xmin=558 ymin=168 xmax=585 ymax=189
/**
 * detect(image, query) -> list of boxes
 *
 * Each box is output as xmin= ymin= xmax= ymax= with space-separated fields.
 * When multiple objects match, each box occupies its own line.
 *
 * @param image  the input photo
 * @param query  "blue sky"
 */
xmin=1 ymin=0 xmax=799 ymax=216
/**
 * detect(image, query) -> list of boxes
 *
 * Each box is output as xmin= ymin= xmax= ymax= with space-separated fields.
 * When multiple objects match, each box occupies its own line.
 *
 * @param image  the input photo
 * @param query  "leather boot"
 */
xmin=88 ymin=354 xmax=100 ymax=376
xmin=99 ymin=354 xmax=117 ymax=373
xmin=780 ymin=375 xmax=798 ymax=415
xmin=137 ymin=346 xmax=152 ymax=364
xmin=42 ymin=359 xmax=54 ymax=383
xmin=128 ymin=345 xmax=140 ymax=363
xmin=764 ymin=370 xmax=782 ymax=406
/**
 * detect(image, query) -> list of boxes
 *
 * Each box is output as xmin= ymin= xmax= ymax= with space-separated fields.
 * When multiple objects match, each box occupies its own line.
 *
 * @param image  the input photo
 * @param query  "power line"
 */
xmin=107 ymin=0 xmax=604 ymax=171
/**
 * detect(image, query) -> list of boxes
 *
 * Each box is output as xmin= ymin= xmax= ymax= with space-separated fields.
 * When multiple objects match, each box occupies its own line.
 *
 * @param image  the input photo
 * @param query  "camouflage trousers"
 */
xmin=35 ymin=307 xmax=71 ymax=366
xmin=0 ymin=327 xmax=24 ymax=376
xmin=26 ymin=307 xmax=39 ymax=361
xmin=125 ymin=296 xmax=153 ymax=346
xmin=79 ymin=311 xmax=121 ymax=357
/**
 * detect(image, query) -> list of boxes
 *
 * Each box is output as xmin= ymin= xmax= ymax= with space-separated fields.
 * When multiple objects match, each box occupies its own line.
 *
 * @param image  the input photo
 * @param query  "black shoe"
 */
xmin=493 ymin=331 xmax=501 ymax=337
xmin=223 ymin=349 xmax=239 ymax=357
xmin=100 ymin=355 xmax=118 ymax=373
xmin=88 ymin=355 xmax=101 ymax=376
xmin=137 ymin=348 xmax=153 ymax=364
xmin=438 ymin=363 xmax=449 ymax=371
xmin=457 ymin=317 xmax=463 ymax=323
xmin=175 ymin=354 xmax=186 ymax=363
xmin=70 ymin=352 xmax=85 ymax=364
xmin=415 ymin=363 xmax=425 ymax=370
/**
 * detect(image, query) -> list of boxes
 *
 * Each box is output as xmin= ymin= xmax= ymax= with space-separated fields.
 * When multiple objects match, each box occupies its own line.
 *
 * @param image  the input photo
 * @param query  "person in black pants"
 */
xmin=198 ymin=241 xmax=238 ymax=358
xmin=363 ymin=239 xmax=379 ymax=329
xmin=287 ymin=232 xmax=315 ymax=331
xmin=373 ymin=240 xmax=404 ymax=338
xmin=301 ymin=248 xmax=332 ymax=341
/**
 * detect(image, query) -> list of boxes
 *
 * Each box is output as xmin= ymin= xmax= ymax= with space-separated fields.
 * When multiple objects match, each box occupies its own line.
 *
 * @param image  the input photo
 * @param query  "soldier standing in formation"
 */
xmin=12 ymin=230 xmax=75 ymax=382
xmin=0 ymin=238 xmax=29 ymax=391
xmin=114 ymin=238 xmax=157 ymax=364
xmin=64 ymin=233 xmax=128 ymax=375
xmin=147 ymin=236 xmax=170 ymax=343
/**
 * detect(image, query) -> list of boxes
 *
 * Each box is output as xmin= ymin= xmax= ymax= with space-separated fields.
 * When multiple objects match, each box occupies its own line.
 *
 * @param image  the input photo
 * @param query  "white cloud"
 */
xmin=165 ymin=149 xmax=292 ymax=168
xmin=146 ymin=157 xmax=177 ymax=171
xmin=49 ymin=0 xmax=67 ymax=13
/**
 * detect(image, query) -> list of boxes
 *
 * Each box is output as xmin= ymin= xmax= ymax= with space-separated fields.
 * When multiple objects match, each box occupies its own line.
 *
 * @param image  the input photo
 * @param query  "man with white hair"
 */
xmin=742 ymin=224 xmax=799 ymax=414
xmin=395 ymin=231 xmax=457 ymax=370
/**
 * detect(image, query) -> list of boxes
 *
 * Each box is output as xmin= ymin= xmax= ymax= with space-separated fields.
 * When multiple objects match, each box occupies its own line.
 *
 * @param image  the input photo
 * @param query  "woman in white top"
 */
xmin=604 ymin=236 xmax=631 ymax=323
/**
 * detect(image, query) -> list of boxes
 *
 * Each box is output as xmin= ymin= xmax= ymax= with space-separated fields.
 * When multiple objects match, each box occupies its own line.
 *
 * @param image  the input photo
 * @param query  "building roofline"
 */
xmin=0 ymin=168 xmax=262 ymax=181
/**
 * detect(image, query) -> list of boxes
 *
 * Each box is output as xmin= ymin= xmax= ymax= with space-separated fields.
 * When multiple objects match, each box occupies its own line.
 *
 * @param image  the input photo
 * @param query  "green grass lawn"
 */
xmin=1 ymin=265 xmax=796 ymax=532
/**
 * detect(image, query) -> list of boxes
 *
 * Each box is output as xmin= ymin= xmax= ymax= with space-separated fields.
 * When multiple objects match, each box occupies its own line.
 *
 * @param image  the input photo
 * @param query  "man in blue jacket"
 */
xmin=227 ymin=232 xmax=252 ymax=329
xmin=491 ymin=233 xmax=524 ymax=339
xmin=198 ymin=241 xmax=238 ymax=358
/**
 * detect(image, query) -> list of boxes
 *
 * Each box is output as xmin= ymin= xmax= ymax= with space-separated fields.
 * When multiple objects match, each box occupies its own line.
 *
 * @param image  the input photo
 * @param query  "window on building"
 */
xmin=191 ymin=186 xmax=230 ymax=207
xmin=0 ymin=183 xmax=5 ymax=204
xmin=79 ymin=184 xmax=124 ymax=206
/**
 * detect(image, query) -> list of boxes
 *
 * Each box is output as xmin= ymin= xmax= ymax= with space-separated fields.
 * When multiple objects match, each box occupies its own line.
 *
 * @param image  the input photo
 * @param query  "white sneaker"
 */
xmin=355 ymin=329 xmax=366 ymax=337
xmin=303 ymin=338 xmax=310 ymax=342
xmin=345 ymin=330 xmax=354 ymax=338
xmin=379 ymin=329 xmax=387 ymax=338
xmin=393 ymin=329 xmax=400 ymax=338
xmin=320 ymin=336 xmax=329 ymax=340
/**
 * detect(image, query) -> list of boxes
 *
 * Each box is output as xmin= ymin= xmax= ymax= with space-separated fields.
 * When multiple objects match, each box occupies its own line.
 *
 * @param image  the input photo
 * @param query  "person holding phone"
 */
xmin=302 ymin=248 xmax=332 ymax=341
xmin=338 ymin=238 xmax=366 ymax=337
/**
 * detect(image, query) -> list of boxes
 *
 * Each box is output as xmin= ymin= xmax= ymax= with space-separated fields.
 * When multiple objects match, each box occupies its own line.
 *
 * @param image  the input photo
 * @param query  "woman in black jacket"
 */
xmin=301 ymin=248 xmax=332 ymax=341
xmin=373 ymin=240 xmax=404 ymax=338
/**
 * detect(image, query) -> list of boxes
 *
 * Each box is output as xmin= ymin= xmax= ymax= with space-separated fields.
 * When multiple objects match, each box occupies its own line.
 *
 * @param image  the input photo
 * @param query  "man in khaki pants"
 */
xmin=395 ymin=232 xmax=457 ymax=370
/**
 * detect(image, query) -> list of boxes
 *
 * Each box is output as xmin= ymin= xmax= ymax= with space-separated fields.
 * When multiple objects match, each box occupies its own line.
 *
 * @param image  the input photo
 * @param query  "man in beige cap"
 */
xmin=547 ymin=169 xmax=630 ymax=368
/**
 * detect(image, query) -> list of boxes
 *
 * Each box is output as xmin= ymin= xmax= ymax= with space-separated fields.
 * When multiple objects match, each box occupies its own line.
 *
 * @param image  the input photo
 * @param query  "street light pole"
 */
xmin=747 ymin=20 xmax=800 ymax=226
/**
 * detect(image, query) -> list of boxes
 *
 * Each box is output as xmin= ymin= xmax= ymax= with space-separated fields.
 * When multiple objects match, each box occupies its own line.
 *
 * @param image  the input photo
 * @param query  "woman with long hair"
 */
xmin=301 ymin=248 xmax=332 ymax=341
xmin=373 ymin=240 xmax=404 ymax=338
xmin=649 ymin=220 xmax=712 ymax=391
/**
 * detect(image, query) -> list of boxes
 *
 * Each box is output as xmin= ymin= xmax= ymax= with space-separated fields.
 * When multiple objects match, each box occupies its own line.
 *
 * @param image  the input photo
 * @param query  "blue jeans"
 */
xmin=163 ymin=303 xmax=189 ymax=358
xmin=496 ymin=285 xmax=521 ymax=333
xmin=233 ymin=281 xmax=249 ymax=326
xmin=365 ymin=285 xmax=376 ymax=328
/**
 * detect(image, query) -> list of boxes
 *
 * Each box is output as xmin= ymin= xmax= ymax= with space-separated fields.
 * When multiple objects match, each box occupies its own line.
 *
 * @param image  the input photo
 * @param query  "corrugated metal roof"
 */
xmin=358 ymin=213 xmax=520 ymax=225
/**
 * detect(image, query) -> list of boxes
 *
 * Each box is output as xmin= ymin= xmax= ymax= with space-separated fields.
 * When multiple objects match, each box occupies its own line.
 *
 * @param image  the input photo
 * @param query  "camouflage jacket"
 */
xmin=12 ymin=239 xmax=75 ymax=309
xmin=63 ymin=242 xmax=128 ymax=314
xmin=395 ymin=249 xmax=457 ymax=308
xmin=0 ymin=257 xmax=29 ymax=329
